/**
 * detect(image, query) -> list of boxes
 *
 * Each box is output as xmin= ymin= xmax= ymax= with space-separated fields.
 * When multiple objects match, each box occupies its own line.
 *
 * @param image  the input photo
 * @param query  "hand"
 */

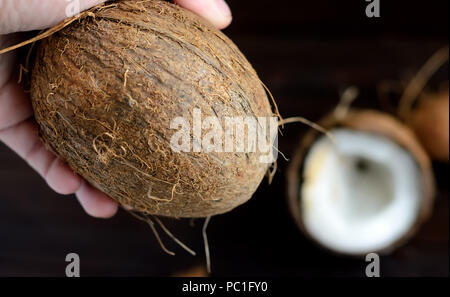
xmin=0 ymin=0 xmax=232 ymax=218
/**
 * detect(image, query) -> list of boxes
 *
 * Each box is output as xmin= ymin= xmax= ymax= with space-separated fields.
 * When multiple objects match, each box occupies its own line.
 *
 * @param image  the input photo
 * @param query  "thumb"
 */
xmin=174 ymin=0 xmax=232 ymax=30
xmin=0 ymin=0 xmax=107 ymax=34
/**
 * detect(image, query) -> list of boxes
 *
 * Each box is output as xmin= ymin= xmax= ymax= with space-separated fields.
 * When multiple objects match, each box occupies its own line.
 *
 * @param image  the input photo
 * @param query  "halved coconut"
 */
xmin=287 ymin=110 xmax=435 ymax=256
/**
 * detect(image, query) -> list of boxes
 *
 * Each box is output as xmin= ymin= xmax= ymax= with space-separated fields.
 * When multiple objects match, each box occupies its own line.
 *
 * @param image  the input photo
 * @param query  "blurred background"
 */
xmin=0 ymin=0 xmax=448 ymax=276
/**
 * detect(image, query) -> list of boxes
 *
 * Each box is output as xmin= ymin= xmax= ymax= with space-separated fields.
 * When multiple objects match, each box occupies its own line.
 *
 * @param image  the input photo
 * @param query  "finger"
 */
xmin=46 ymin=157 xmax=83 ymax=195
xmin=174 ymin=0 xmax=232 ymax=29
xmin=0 ymin=118 xmax=82 ymax=195
xmin=2 ymin=118 xmax=119 ymax=218
xmin=0 ymin=0 xmax=107 ymax=34
xmin=0 ymin=79 xmax=80 ymax=195
xmin=76 ymin=180 xmax=118 ymax=218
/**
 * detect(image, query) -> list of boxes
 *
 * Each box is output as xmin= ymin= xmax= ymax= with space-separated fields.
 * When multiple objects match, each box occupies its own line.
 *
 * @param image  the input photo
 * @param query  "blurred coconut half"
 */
xmin=287 ymin=110 xmax=435 ymax=256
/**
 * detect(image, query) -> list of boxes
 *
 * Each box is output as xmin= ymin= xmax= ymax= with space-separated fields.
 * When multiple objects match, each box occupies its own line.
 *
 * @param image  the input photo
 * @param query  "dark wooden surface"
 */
xmin=0 ymin=0 xmax=448 ymax=276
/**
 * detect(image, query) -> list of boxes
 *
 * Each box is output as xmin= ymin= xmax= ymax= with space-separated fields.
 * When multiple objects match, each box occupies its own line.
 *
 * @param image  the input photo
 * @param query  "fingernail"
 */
xmin=214 ymin=0 xmax=232 ymax=18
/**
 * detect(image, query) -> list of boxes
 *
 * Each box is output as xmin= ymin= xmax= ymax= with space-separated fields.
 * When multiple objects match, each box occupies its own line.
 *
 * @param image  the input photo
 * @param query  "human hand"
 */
xmin=0 ymin=0 xmax=232 ymax=218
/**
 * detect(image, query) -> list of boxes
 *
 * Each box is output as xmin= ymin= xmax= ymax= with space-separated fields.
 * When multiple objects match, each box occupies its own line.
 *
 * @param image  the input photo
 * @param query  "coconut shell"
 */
xmin=408 ymin=90 xmax=449 ymax=162
xmin=30 ymin=0 xmax=273 ymax=218
xmin=286 ymin=109 xmax=436 ymax=255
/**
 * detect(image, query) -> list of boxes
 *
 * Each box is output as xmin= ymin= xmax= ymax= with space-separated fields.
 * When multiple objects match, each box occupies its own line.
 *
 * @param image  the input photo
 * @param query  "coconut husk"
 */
xmin=30 ymin=0 xmax=274 ymax=218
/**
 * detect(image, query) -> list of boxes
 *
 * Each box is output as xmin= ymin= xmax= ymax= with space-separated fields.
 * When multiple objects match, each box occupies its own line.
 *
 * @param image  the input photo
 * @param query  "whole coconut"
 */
xmin=31 ymin=0 xmax=274 ymax=218
xmin=408 ymin=89 xmax=449 ymax=162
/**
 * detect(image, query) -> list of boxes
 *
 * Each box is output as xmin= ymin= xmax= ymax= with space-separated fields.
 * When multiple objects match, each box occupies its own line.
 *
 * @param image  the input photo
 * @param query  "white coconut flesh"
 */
xmin=301 ymin=128 xmax=423 ymax=255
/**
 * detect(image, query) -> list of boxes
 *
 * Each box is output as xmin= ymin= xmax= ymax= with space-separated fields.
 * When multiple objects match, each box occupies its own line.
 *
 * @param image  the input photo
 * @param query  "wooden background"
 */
xmin=0 ymin=0 xmax=448 ymax=276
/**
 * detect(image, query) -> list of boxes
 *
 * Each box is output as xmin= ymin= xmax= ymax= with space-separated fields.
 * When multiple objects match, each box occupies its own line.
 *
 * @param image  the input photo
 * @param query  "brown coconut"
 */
xmin=173 ymin=265 xmax=208 ymax=277
xmin=408 ymin=89 xmax=449 ymax=162
xmin=286 ymin=110 xmax=435 ymax=255
xmin=30 ymin=0 xmax=274 ymax=218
